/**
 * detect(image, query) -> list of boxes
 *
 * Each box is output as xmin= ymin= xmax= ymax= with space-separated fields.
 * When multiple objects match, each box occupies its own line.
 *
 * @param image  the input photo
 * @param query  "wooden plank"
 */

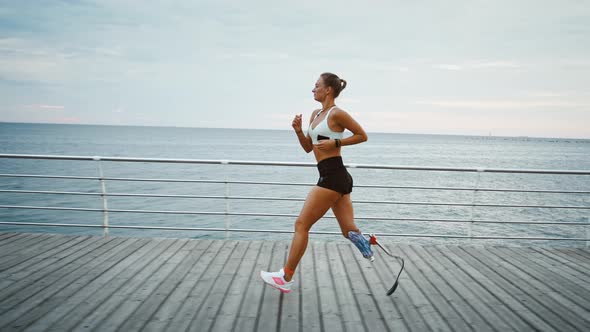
xmin=164 ymin=240 xmax=239 ymax=332
xmin=571 ymin=247 xmax=590 ymax=254
xmin=475 ymin=247 xmax=590 ymax=331
xmin=71 ymin=239 xmax=186 ymax=331
xmin=16 ymin=237 xmax=149 ymax=332
xmin=392 ymin=244 xmax=453 ymax=331
xmin=299 ymin=240 xmax=321 ymax=332
xmin=0 ymin=233 xmax=48 ymax=255
xmin=557 ymin=248 xmax=590 ymax=261
xmin=0 ymin=233 xmax=23 ymax=250
xmin=209 ymin=240 xmax=264 ymax=332
xmin=0 ymin=234 xmax=89 ymax=276
xmin=312 ymin=241 xmax=345 ymax=331
xmin=116 ymin=239 xmax=207 ymax=332
xmin=188 ymin=241 xmax=251 ymax=331
xmin=395 ymin=244 xmax=464 ymax=332
xmin=339 ymin=242 xmax=397 ymax=332
xmin=0 ymin=233 xmax=59 ymax=265
xmin=278 ymin=241 xmax=300 ymax=332
xmin=344 ymin=243 xmax=408 ymax=332
xmin=494 ymin=247 xmax=590 ymax=307
xmin=0 ymin=234 xmax=65 ymax=267
xmin=448 ymin=245 xmax=568 ymax=331
xmin=3 ymin=237 xmax=133 ymax=330
xmin=0 ymin=233 xmax=39 ymax=248
xmin=0 ymin=235 xmax=110 ymax=313
xmin=399 ymin=245 xmax=474 ymax=332
xmin=416 ymin=245 xmax=520 ymax=331
xmin=232 ymin=240 xmax=275 ymax=332
xmin=89 ymin=239 xmax=192 ymax=331
xmin=0 ymin=235 xmax=99 ymax=288
xmin=255 ymin=240 xmax=287 ymax=332
xmin=325 ymin=242 xmax=365 ymax=332
xmin=141 ymin=240 xmax=223 ymax=332
xmin=516 ymin=247 xmax=589 ymax=288
xmin=436 ymin=245 xmax=549 ymax=331
xmin=404 ymin=244 xmax=496 ymax=332
xmin=553 ymin=248 xmax=590 ymax=268
xmin=0 ymin=233 xmax=19 ymax=241
xmin=531 ymin=248 xmax=590 ymax=283
xmin=45 ymin=238 xmax=168 ymax=331
xmin=0 ymin=236 xmax=127 ymax=329
xmin=370 ymin=242 xmax=429 ymax=332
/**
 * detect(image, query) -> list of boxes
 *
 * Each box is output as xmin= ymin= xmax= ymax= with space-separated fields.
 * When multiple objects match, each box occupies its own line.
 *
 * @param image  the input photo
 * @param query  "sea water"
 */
xmin=1 ymin=122 xmax=589 ymax=246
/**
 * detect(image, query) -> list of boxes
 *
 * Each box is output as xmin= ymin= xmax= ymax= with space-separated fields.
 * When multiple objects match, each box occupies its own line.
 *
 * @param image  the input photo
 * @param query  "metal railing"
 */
xmin=0 ymin=154 xmax=589 ymax=244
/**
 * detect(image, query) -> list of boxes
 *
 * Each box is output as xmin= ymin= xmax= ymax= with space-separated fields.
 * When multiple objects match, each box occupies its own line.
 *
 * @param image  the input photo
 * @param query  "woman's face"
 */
xmin=312 ymin=77 xmax=330 ymax=102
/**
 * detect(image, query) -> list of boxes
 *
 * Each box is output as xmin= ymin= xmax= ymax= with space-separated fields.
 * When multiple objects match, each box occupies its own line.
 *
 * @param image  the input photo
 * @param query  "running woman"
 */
xmin=260 ymin=72 xmax=373 ymax=293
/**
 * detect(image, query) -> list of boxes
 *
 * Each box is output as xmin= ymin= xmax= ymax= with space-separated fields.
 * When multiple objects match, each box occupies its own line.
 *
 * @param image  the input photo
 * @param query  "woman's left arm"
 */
xmin=334 ymin=110 xmax=368 ymax=146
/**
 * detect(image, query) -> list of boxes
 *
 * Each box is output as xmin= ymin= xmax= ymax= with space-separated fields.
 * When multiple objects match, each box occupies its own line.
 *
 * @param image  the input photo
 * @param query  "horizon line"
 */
xmin=1 ymin=121 xmax=589 ymax=141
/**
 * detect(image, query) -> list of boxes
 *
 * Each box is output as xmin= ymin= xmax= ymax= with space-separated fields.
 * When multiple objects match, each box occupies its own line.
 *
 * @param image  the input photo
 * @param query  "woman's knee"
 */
xmin=341 ymin=227 xmax=359 ymax=239
xmin=294 ymin=218 xmax=311 ymax=234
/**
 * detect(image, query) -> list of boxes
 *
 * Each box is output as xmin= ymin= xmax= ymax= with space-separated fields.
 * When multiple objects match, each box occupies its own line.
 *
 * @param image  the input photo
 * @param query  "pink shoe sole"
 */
xmin=259 ymin=272 xmax=292 ymax=293
xmin=269 ymin=284 xmax=291 ymax=293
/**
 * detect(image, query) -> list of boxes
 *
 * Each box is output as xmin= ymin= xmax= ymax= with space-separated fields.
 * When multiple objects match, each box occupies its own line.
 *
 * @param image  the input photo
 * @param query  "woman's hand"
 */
xmin=314 ymin=139 xmax=338 ymax=151
xmin=292 ymin=114 xmax=303 ymax=134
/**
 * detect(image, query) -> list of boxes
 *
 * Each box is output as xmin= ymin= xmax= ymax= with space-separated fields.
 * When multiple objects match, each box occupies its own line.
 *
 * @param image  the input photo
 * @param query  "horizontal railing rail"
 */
xmin=0 ymin=190 xmax=588 ymax=210
xmin=1 ymin=154 xmax=589 ymax=243
xmin=0 ymin=205 xmax=588 ymax=226
xmin=1 ymin=153 xmax=589 ymax=174
xmin=0 ymin=221 xmax=587 ymax=241
xmin=2 ymin=174 xmax=589 ymax=194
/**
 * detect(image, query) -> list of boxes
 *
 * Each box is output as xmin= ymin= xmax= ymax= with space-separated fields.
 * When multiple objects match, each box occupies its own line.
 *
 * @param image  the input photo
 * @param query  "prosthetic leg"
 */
xmin=369 ymin=234 xmax=405 ymax=296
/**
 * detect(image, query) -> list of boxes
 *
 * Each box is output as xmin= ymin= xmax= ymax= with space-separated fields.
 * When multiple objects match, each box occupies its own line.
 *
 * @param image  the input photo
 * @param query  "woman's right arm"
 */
xmin=292 ymin=113 xmax=313 ymax=153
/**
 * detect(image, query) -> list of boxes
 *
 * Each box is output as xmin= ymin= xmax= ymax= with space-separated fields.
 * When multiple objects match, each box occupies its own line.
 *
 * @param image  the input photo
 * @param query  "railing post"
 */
xmin=222 ymin=161 xmax=230 ymax=239
xmin=583 ymin=194 xmax=589 ymax=248
xmin=468 ymin=169 xmax=483 ymax=242
xmin=585 ymin=216 xmax=589 ymax=248
xmin=94 ymin=157 xmax=109 ymax=237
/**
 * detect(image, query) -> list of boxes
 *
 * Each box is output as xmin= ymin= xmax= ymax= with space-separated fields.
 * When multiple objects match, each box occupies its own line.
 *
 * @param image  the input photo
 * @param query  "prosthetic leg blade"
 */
xmin=387 ymin=281 xmax=399 ymax=296
xmin=369 ymin=234 xmax=405 ymax=296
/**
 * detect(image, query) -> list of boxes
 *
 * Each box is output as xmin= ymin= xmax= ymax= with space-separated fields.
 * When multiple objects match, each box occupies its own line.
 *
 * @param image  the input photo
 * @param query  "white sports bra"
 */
xmin=308 ymin=106 xmax=344 ymax=144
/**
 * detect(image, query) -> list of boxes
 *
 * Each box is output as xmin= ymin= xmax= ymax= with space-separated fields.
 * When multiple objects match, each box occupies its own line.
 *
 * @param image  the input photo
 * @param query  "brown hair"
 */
xmin=320 ymin=72 xmax=347 ymax=98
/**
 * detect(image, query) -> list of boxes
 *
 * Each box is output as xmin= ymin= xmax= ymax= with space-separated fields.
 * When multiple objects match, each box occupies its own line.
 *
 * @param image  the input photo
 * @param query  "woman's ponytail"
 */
xmin=320 ymin=72 xmax=347 ymax=98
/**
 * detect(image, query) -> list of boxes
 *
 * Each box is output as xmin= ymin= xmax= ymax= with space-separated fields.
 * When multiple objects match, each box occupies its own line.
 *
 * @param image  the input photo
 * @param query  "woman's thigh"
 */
xmin=296 ymin=186 xmax=342 ymax=230
xmin=331 ymin=194 xmax=357 ymax=235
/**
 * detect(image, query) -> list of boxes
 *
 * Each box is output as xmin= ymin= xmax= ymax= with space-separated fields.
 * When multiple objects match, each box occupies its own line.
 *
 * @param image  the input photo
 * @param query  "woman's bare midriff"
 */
xmin=313 ymin=146 xmax=342 ymax=163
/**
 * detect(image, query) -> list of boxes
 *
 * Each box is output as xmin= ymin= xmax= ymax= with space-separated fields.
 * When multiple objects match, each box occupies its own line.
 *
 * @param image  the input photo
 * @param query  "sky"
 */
xmin=0 ymin=0 xmax=589 ymax=138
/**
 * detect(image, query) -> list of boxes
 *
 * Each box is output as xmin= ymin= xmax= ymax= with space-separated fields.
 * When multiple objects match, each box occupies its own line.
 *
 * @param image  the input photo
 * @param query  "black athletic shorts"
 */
xmin=316 ymin=156 xmax=353 ymax=195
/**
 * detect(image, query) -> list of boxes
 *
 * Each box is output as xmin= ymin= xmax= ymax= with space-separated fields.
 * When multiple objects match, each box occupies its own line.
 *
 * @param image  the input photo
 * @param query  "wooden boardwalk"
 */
xmin=0 ymin=232 xmax=588 ymax=332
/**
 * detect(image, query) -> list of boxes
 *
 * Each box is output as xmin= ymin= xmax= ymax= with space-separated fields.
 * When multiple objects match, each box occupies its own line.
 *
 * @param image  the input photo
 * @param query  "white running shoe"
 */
xmin=259 ymin=268 xmax=294 ymax=293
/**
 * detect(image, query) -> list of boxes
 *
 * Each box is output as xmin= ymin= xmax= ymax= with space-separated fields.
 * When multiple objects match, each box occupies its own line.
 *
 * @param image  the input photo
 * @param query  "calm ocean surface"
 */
xmin=1 ymin=122 xmax=589 ymax=246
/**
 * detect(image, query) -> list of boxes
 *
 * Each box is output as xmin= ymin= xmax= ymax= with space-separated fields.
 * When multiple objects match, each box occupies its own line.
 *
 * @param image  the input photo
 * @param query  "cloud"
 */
xmin=38 ymin=104 xmax=65 ymax=110
xmin=433 ymin=60 xmax=521 ymax=71
xmin=23 ymin=104 xmax=65 ymax=110
xmin=53 ymin=117 xmax=81 ymax=124
xmin=361 ymin=63 xmax=410 ymax=72
xmin=559 ymin=59 xmax=590 ymax=67
xmin=236 ymin=52 xmax=289 ymax=60
xmin=353 ymin=109 xmax=590 ymax=138
xmin=413 ymin=99 xmax=590 ymax=109
xmin=434 ymin=64 xmax=463 ymax=71
xmin=525 ymin=91 xmax=572 ymax=98
xmin=339 ymin=97 xmax=361 ymax=104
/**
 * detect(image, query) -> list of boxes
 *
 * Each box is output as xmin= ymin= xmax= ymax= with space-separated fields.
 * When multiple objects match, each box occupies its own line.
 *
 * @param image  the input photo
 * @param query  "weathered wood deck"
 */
xmin=0 ymin=232 xmax=588 ymax=332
